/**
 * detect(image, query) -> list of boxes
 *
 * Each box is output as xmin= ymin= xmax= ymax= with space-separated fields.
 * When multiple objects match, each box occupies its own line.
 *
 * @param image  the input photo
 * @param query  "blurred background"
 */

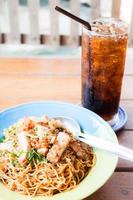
xmin=0 ymin=0 xmax=133 ymax=56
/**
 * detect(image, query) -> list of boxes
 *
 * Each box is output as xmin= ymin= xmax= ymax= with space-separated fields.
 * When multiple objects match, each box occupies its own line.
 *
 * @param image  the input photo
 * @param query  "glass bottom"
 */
xmin=80 ymin=103 xmax=127 ymax=132
xmin=109 ymin=107 xmax=127 ymax=132
xmin=107 ymin=113 xmax=119 ymax=126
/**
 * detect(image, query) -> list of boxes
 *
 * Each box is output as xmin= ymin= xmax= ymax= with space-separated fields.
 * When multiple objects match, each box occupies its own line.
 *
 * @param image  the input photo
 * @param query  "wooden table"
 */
xmin=0 ymin=57 xmax=133 ymax=200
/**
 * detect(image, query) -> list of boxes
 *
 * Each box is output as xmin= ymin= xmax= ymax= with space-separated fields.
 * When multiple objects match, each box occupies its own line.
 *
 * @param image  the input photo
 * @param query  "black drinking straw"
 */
xmin=55 ymin=6 xmax=91 ymax=30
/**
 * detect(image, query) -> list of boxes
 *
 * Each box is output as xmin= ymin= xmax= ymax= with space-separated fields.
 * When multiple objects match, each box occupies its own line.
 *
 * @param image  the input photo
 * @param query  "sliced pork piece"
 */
xmin=17 ymin=131 xmax=30 ymax=152
xmin=17 ymin=131 xmax=31 ymax=163
xmin=47 ymin=132 xmax=71 ymax=164
xmin=70 ymin=141 xmax=92 ymax=161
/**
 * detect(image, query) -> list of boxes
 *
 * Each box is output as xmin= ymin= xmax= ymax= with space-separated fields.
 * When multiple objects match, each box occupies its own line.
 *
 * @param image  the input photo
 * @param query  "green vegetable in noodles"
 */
xmin=27 ymin=148 xmax=44 ymax=167
xmin=0 ymin=137 xmax=5 ymax=143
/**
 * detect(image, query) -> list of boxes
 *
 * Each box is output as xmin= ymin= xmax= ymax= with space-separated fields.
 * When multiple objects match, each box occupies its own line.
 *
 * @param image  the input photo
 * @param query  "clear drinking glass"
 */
xmin=82 ymin=18 xmax=128 ymax=125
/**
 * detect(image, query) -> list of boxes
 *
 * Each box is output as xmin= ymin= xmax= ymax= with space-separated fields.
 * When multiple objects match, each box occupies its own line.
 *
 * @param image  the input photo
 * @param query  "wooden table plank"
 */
xmin=117 ymin=130 xmax=133 ymax=170
xmin=120 ymin=101 xmax=133 ymax=130
xmin=0 ymin=74 xmax=132 ymax=103
xmin=0 ymin=58 xmax=81 ymax=75
xmin=122 ymin=76 xmax=133 ymax=100
xmin=0 ymin=58 xmax=132 ymax=100
xmin=0 ymin=57 xmax=132 ymax=74
xmin=85 ymin=172 xmax=133 ymax=200
xmin=0 ymin=75 xmax=80 ymax=107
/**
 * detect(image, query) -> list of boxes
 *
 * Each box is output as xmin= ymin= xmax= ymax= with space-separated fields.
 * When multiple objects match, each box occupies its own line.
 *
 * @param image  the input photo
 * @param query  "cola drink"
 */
xmin=82 ymin=18 xmax=128 ymax=123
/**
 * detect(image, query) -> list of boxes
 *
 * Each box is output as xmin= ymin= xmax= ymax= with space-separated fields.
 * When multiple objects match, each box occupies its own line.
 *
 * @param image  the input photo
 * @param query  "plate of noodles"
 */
xmin=0 ymin=101 xmax=118 ymax=200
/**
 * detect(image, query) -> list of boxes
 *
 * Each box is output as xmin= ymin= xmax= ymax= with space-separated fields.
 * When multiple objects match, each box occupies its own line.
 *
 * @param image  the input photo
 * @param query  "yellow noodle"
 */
xmin=0 ymin=152 xmax=95 ymax=196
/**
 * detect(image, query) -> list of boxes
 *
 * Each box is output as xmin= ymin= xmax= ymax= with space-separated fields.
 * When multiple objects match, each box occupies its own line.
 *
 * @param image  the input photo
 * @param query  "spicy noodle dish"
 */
xmin=0 ymin=116 xmax=96 ymax=196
